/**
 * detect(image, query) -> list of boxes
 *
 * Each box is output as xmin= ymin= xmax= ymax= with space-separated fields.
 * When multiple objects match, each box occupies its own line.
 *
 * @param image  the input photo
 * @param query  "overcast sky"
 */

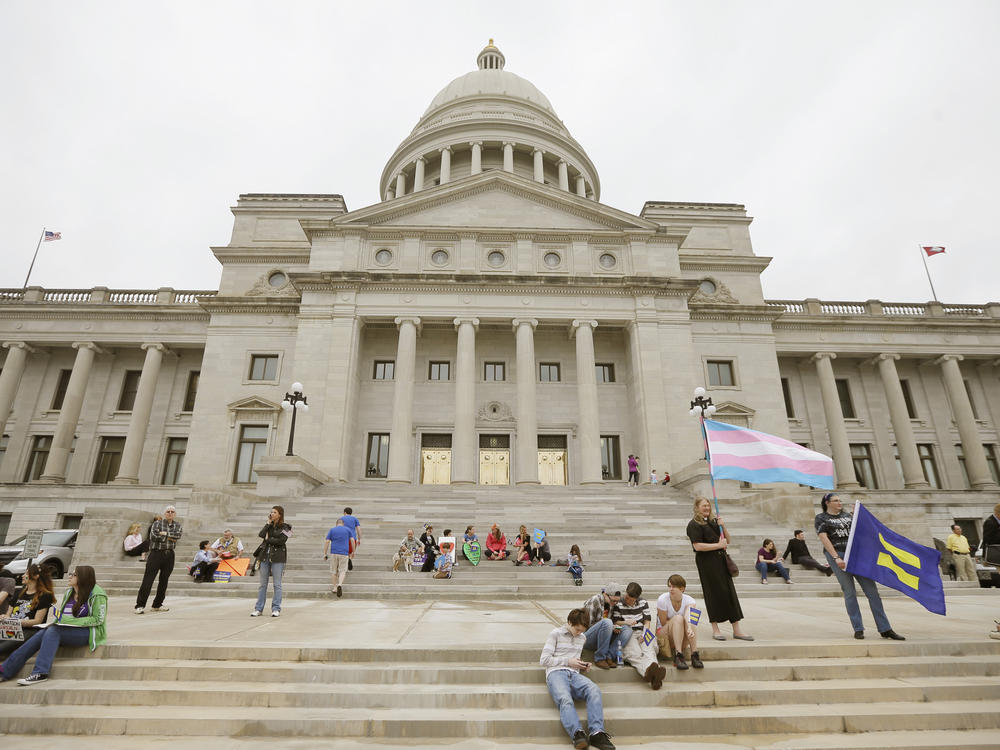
xmin=2 ymin=1 xmax=998 ymax=305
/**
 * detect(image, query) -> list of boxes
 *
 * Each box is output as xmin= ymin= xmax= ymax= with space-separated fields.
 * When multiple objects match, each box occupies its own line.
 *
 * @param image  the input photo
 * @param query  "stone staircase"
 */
xmin=1 ymin=483 xmax=997 ymax=748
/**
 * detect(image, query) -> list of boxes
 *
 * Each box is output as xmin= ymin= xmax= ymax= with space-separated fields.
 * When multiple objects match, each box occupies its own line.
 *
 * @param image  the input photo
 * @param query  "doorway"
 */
xmin=420 ymin=433 xmax=452 ymax=485
xmin=479 ymin=434 xmax=510 ymax=485
xmin=538 ymin=435 xmax=568 ymax=485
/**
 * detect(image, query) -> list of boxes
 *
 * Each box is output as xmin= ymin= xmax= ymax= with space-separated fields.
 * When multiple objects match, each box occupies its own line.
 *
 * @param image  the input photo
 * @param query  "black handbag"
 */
xmin=724 ymin=553 xmax=739 ymax=577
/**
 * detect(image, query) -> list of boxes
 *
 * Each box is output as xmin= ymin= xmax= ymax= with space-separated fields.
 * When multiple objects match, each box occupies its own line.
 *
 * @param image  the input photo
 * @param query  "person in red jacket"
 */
xmin=485 ymin=524 xmax=508 ymax=560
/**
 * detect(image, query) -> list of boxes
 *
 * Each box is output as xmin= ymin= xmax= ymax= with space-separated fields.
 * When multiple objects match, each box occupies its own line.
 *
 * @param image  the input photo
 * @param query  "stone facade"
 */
xmin=1 ymin=44 xmax=999 ymax=542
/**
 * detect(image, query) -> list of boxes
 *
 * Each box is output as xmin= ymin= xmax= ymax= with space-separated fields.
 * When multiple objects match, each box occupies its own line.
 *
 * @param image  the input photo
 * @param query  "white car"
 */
xmin=0 ymin=529 xmax=78 ymax=582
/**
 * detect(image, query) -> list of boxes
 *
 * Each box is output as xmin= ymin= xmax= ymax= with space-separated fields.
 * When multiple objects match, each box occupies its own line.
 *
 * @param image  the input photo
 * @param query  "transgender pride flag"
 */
xmin=703 ymin=420 xmax=834 ymax=490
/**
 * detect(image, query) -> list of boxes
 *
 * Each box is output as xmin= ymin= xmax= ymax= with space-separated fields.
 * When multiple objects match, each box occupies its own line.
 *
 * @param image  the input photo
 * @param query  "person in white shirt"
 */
xmin=539 ymin=608 xmax=615 ymax=750
xmin=649 ymin=469 xmax=658 ymax=485
xmin=656 ymin=574 xmax=703 ymax=670
xmin=189 ymin=541 xmax=220 ymax=583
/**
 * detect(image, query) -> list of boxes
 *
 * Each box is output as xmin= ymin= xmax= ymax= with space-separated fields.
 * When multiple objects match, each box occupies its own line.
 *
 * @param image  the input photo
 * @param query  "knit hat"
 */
xmin=603 ymin=581 xmax=622 ymax=597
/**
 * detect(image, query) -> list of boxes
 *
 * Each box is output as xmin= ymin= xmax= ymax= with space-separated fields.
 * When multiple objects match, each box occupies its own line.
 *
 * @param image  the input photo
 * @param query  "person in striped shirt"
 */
xmin=610 ymin=582 xmax=666 ymax=690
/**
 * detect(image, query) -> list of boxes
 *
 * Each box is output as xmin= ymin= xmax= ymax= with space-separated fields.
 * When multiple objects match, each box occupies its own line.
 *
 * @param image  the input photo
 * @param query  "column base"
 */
xmin=515 ymin=480 xmax=541 ymax=486
xmin=903 ymin=481 xmax=931 ymax=489
xmin=36 ymin=475 xmax=66 ymax=484
xmin=835 ymin=482 xmax=862 ymax=490
xmin=386 ymin=479 xmax=412 ymax=485
xmin=111 ymin=476 xmax=139 ymax=485
xmin=971 ymin=481 xmax=1000 ymax=491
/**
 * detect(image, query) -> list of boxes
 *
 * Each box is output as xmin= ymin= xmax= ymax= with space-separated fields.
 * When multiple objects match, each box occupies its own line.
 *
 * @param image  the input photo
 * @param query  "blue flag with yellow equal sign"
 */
xmin=844 ymin=502 xmax=945 ymax=615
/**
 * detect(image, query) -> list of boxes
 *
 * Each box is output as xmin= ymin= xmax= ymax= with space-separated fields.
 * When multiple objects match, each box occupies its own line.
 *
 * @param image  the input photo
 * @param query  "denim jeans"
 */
xmin=582 ymin=618 xmax=613 ymax=662
xmin=756 ymin=560 xmax=790 ymax=581
xmin=0 ymin=625 xmax=91 ymax=679
xmin=824 ymin=550 xmax=891 ymax=633
xmin=545 ymin=668 xmax=605 ymax=738
xmin=255 ymin=560 xmax=285 ymax=613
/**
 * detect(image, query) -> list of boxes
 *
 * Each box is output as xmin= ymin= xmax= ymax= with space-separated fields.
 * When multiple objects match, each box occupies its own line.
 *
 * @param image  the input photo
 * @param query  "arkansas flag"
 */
xmin=922 ymin=246 xmax=946 ymax=257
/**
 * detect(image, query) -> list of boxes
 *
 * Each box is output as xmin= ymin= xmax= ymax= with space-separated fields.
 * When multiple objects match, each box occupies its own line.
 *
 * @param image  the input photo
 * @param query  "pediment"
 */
xmin=226 ymin=396 xmax=281 ymax=428
xmin=328 ymin=171 xmax=658 ymax=233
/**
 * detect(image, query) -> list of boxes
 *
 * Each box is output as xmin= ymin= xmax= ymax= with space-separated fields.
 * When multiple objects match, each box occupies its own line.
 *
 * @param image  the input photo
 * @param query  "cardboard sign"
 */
xmin=412 ymin=553 xmax=426 ymax=567
xmin=22 ymin=529 xmax=44 ymax=560
xmin=641 ymin=627 xmax=656 ymax=647
xmin=439 ymin=536 xmax=456 ymax=564
xmin=213 ymin=571 xmax=232 ymax=582
xmin=463 ymin=541 xmax=481 ymax=566
xmin=688 ymin=607 xmax=702 ymax=626
xmin=534 ymin=528 xmax=546 ymax=544
xmin=1 ymin=617 xmax=25 ymax=641
xmin=217 ymin=557 xmax=250 ymax=577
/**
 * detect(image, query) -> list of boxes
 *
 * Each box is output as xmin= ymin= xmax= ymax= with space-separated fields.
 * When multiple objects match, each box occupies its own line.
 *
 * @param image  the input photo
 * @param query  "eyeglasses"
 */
xmin=69 ymin=572 xmax=78 ymax=577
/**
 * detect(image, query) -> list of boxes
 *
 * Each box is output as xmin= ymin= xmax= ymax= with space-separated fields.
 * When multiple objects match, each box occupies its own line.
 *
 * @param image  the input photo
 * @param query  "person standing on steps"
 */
xmin=945 ymin=524 xmax=976 ymax=582
xmin=324 ymin=519 xmax=355 ymax=598
xmin=340 ymin=507 xmax=361 ymax=571
xmin=539 ymin=608 xmax=616 ymax=750
xmin=134 ymin=505 xmax=183 ymax=614
xmin=626 ymin=454 xmax=639 ymax=487
xmin=686 ymin=497 xmax=753 ymax=642
xmin=815 ymin=493 xmax=904 ymax=641
xmin=252 ymin=506 xmax=291 ymax=618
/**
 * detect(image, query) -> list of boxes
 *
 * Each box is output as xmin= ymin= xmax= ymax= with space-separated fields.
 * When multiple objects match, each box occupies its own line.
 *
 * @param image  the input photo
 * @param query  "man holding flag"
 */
xmin=815 ymin=493 xmax=906 ymax=641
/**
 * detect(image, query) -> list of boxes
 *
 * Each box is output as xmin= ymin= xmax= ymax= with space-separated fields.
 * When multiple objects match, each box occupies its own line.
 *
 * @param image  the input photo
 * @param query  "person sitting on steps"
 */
xmin=485 ymin=524 xmax=507 ymax=560
xmin=756 ymin=538 xmax=792 ymax=584
xmin=189 ymin=541 xmax=220 ymax=583
xmin=656 ymin=574 xmax=703 ymax=670
xmin=513 ymin=525 xmax=533 ymax=566
xmin=611 ymin=582 xmax=667 ymax=690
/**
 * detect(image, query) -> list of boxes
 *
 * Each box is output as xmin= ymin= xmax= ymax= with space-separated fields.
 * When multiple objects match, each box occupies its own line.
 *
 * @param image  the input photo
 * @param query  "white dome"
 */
xmin=423 ymin=68 xmax=557 ymax=118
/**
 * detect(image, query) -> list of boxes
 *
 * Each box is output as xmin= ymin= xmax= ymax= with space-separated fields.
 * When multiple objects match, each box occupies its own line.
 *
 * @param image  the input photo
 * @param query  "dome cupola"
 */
xmin=380 ymin=42 xmax=600 ymax=202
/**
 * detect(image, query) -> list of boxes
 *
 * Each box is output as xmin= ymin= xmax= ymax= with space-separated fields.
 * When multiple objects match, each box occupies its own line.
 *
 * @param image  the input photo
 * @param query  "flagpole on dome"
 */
xmin=918 ymin=244 xmax=942 ymax=302
xmin=22 ymin=227 xmax=46 ymax=289
xmin=689 ymin=387 xmax=722 ymax=522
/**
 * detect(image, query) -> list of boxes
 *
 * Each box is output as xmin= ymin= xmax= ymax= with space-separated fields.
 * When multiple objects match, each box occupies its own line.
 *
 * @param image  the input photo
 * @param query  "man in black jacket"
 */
xmin=782 ymin=530 xmax=833 ymax=576
xmin=982 ymin=503 xmax=1000 ymax=564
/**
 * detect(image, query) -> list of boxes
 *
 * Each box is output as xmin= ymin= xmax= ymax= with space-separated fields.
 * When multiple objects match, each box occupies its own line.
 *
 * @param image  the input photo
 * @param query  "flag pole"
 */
xmin=918 ymin=244 xmax=939 ymax=302
xmin=23 ymin=228 xmax=46 ymax=289
xmin=698 ymin=413 xmax=724 ymax=531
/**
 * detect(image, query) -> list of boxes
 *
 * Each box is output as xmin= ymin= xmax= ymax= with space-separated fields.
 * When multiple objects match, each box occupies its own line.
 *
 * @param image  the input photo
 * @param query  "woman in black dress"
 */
xmin=420 ymin=525 xmax=440 ymax=573
xmin=686 ymin=497 xmax=753 ymax=641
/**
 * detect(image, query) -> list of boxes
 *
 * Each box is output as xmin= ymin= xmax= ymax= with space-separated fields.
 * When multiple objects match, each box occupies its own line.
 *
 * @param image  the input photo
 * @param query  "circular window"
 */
xmin=267 ymin=271 xmax=287 ymax=288
xmin=598 ymin=253 xmax=617 ymax=269
xmin=699 ymin=279 xmax=717 ymax=295
xmin=375 ymin=248 xmax=393 ymax=265
xmin=487 ymin=250 xmax=506 ymax=268
xmin=431 ymin=249 xmax=450 ymax=266
xmin=543 ymin=252 xmax=561 ymax=268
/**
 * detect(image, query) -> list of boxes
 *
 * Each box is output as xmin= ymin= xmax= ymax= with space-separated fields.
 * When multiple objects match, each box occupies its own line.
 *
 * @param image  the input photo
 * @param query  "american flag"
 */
xmin=43 ymin=231 xmax=62 ymax=241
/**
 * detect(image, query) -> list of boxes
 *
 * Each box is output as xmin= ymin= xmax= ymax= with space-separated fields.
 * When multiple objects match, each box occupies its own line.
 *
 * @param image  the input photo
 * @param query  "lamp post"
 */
xmin=280 ymin=382 xmax=308 ymax=457
xmin=689 ymin=386 xmax=722 ymax=519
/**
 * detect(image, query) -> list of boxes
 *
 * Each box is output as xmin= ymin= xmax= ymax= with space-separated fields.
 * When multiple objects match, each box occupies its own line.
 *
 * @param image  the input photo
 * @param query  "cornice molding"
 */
xmin=197 ymin=297 xmax=301 ymax=315
xmin=679 ymin=254 xmax=773 ymax=273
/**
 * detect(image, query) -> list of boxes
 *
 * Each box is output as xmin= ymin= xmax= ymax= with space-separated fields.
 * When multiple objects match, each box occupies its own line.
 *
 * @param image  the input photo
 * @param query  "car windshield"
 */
xmin=6 ymin=531 xmax=77 ymax=548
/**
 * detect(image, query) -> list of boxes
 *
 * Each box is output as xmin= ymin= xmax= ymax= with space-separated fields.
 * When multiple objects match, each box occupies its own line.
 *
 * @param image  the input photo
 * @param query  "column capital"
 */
xmin=933 ymin=353 xmax=964 ymax=366
xmin=532 ymin=147 xmax=546 ymax=156
xmin=556 ymin=158 xmax=567 ymax=167
xmin=414 ymin=156 xmax=426 ymax=165
xmin=394 ymin=316 xmax=422 ymax=335
xmin=439 ymin=145 xmax=453 ymax=155
xmin=569 ymin=319 xmax=599 ymax=338
xmin=810 ymin=351 xmax=837 ymax=363
xmin=453 ymin=317 xmax=479 ymax=331
xmin=2 ymin=341 xmax=37 ymax=353
xmin=71 ymin=342 xmax=106 ymax=355
xmin=866 ymin=352 xmax=900 ymax=366
xmin=469 ymin=141 xmax=483 ymax=148
xmin=140 ymin=342 xmax=169 ymax=354
xmin=512 ymin=318 xmax=538 ymax=331
xmin=502 ymin=141 xmax=516 ymax=148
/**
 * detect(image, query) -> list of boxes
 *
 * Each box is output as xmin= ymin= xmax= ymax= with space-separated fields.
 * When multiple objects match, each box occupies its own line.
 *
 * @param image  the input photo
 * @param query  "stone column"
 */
xmin=873 ymin=353 xmax=927 ymax=488
xmin=557 ymin=160 xmax=569 ymax=191
xmin=439 ymin=146 xmax=452 ymax=184
xmin=810 ymin=352 xmax=860 ymax=489
xmin=513 ymin=318 xmax=540 ymax=484
xmin=576 ymin=175 xmax=586 ymax=197
xmin=452 ymin=317 xmax=479 ymax=484
xmin=387 ymin=317 xmax=420 ymax=483
xmin=503 ymin=142 xmax=515 ymax=172
xmin=113 ymin=343 xmax=167 ymax=484
xmin=936 ymin=354 xmax=995 ymax=488
xmin=470 ymin=141 xmax=482 ymax=174
xmin=532 ymin=148 xmax=545 ymax=182
xmin=572 ymin=320 xmax=602 ymax=484
xmin=40 ymin=342 xmax=101 ymax=483
xmin=395 ymin=172 xmax=406 ymax=197
xmin=413 ymin=157 xmax=426 ymax=192
xmin=0 ymin=342 xmax=33 ymax=434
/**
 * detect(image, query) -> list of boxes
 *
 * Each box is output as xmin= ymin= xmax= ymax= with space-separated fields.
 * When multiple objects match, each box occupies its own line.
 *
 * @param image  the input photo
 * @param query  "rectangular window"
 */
xmin=917 ymin=444 xmax=941 ymax=489
xmin=600 ymin=435 xmax=622 ymax=480
xmin=0 ymin=434 xmax=7 ymax=469
xmin=248 ymin=355 xmax=279 ymax=381
xmin=899 ymin=379 xmax=917 ymax=419
xmin=23 ymin=435 xmax=52 ymax=481
xmin=428 ymin=361 xmax=450 ymax=381
xmin=850 ymin=443 xmax=878 ymax=489
xmin=183 ymin=371 xmax=200 ymax=412
xmin=373 ymin=360 xmax=395 ymax=380
xmin=595 ymin=363 xmax=615 ymax=383
xmin=161 ymin=437 xmax=188 ymax=485
xmin=707 ymin=360 xmax=735 ymax=387
xmin=539 ymin=363 xmax=560 ymax=382
xmin=781 ymin=378 xmax=795 ymax=418
xmin=234 ymin=425 xmax=269 ymax=483
xmin=484 ymin=362 xmax=505 ymax=381
xmin=92 ymin=436 xmax=126 ymax=484
xmin=836 ymin=379 xmax=856 ymax=419
xmin=117 ymin=370 xmax=142 ymax=411
xmin=0 ymin=513 xmax=10 ymax=544
xmin=56 ymin=514 xmax=83 ymax=530
xmin=51 ymin=369 xmax=72 ymax=410
xmin=957 ymin=443 xmax=1000 ymax=488
xmin=964 ymin=379 xmax=980 ymax=420
xmin=366 ymin=433 xmax=390 ymax=478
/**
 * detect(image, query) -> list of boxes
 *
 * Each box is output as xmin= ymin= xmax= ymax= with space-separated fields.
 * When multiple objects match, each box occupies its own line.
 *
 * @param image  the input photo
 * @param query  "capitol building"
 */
xmin=1 ymin=42 xmax=998 ymax=542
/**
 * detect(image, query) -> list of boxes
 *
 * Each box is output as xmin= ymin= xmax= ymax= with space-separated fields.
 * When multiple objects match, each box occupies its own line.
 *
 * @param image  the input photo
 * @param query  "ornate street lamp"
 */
xmin=280 ymin=382 xmax=309 ymax=456
xmin=689 ymin=386 xmax=722 ymax=519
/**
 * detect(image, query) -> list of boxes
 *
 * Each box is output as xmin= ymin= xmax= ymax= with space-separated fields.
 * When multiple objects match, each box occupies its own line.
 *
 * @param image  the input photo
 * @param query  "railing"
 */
xmin=820 ymin=301 xmax=866 ymax=315
xmin=943 ymin=304 xmax=985 ymax=316
xmin=0 ymin=288 xmax=218 ymax=305
xmin=44 ymin=290 xmax=91 ymax=302
xmin=766 ymin=298 xmax=996 ymax=319
xmin=881 ymin=303 xmax=926 ymax=316
xmin=767 ymin=300 xmax=803 ymax=313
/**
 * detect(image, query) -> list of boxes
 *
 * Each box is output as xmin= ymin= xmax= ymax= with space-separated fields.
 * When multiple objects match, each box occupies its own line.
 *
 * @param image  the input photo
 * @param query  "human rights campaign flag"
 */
xmin=844 ymin=502 xmax=945 ymax=615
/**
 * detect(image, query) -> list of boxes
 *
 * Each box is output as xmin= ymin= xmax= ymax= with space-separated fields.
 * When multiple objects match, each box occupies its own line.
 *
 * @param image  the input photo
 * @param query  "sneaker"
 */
xmin=250 ymin=610 xmax=262 ymax=617
xmin=17 ymin=673 xmax=48 ymax=686
xmin=336 ymin=585 xmax=343 ymax=598
xmin=134 ymin=607 xmax=144 ymax=615
xmin=271 ymin=611 xmax=280 ymax=617
xmin=151 ymin=606 xmax=169 ymax=613
xmin=673 ymin=653 xmax=689 ymax=670
xmin=573 ymin=729 xmax=589 ymax=749
xmin=690 ymin=651 xmax=704 ymax=669
xmin=348 ymin=559 xmax=353 ymax=571
xmin=589 ymin=731 xmax=616 ymax=750
xmin=574 ymin=578 xmax=583 ymax=586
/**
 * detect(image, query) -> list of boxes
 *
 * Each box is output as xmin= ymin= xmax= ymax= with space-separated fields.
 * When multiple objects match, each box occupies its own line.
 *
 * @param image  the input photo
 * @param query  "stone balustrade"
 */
xmin=0 ymin=287 xmax=218 ymax=304
xmin=767 ymin=297 xmax=1000 ymax=318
